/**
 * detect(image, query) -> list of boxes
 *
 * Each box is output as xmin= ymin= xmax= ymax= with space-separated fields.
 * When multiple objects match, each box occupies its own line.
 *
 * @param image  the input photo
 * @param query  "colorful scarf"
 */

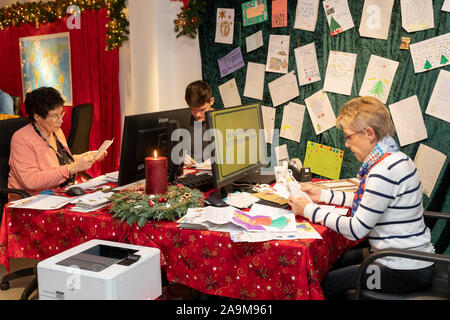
xmin=352 ymin=135 xmax=399 ymax=215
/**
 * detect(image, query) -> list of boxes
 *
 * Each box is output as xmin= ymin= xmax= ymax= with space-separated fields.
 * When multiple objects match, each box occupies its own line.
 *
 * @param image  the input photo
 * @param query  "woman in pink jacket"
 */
xmin=8 ymin=87 xmax=106 ymax=197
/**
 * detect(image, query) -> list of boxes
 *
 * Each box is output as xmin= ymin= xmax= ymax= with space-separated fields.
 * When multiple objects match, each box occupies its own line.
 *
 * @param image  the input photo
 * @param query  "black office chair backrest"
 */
xmin=67 ymin=103 xmax=93 ymax=155
xmin=0 ymin=117 xmax=30 ymax=208
xmin=11 ymin=96 xmax=21 ymax=115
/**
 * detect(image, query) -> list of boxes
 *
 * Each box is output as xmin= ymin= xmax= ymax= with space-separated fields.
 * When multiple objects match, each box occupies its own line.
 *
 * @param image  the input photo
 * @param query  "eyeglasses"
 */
xmin=344 ymin=131 xmax=361 ymax=141
xmin=47 ymin=111 xmax=66 ymax=122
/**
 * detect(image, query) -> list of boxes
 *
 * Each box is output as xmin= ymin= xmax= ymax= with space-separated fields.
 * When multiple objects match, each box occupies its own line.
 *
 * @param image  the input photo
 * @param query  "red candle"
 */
xmin=145 ymin=150 xmax=168 ymax=195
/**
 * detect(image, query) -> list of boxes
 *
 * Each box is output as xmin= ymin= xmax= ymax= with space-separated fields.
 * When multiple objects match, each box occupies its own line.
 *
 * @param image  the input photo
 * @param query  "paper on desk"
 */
xmin=274 ymin=144 xmax=289 ymax=166
xmin=9 ymin=195 xmax=71 ymax=210
xmin=425 ymin=69 xmax=450 ymax=123
xmin=294 ymin=0 xmax=320 ymax=32
xmin=203 ymin=206 xmax=234 ymax=225
xmin=95 ymin=138 xmax=113 ymax=160
xmin=359 ymin=0 xmax=393 ymax=40
xmin=389 ymin=96 xmax=428 ymax=147
xmin=414 ymin=144 xmax=447 ymax=198
xmin=400 ymin=0 xmax=434 ymax=33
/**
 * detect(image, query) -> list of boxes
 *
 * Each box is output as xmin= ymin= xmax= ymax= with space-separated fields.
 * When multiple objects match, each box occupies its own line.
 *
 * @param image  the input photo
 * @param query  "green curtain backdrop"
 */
xmin=197 ymin=0 xmax=449 ymax=215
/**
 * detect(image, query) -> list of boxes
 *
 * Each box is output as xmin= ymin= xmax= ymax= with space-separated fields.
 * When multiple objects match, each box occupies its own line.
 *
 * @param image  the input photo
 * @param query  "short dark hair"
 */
xmin=25 ymin=87 xmax=65 ymax=122
xmin=185 ymin=80 xmax=212 ymax=108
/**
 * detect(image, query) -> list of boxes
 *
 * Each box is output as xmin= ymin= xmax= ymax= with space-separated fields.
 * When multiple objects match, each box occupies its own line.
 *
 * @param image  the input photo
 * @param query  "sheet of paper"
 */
xmin=265 ymin=34 xmax=290 ymax=74
xmin=244 ymin=62 xmax=265 ymax=100
xmin=95 ymin=138 xmax=114 ymax=160
xmin=359 ymin=54 xmax=399 ymax=104
xmin=275 ymin=144 xmax=289 ymax=166
xmin=268 ymin=71 xmax=299 ymax=107
xmin=246 ymin=30 xmax=263 ymax=52
xmin=272 ymin=0 xmax=287 ymax=28
xmin=304 ymin=90 xmax=337 ymax=135
xmin=413 ymin=144 xmax=447 ymax=198
xmin=204 ymin=206 xmax=235 ymax=225
xmin=323 ymin=0 xmax=354 ymax=36
xmin=9 ymin=195 xmax=71 ymax=210
xmin=280 ymin=102 xmax=305 ymax=143
xmin=443 ymin=0 xmax=450 ymax=12
xmin=294 ymin=42 xmax=321 ymax=86
xmin=294 ymin=0 xmax=320 ymax=31
xmin=425 ymin=69 xmax=450 ymax=123
xmin=245 ymin=204 xmax=297 ymax=232
xmin=389 ymin=95 xmax=428 ymax=147
xmin=401 ymin=0 xmax=434 ymax=33
xmin=242 ymin=0 xmax=268 ymax=27
xmin=218 ymin=78 xmax=242 ymax=108
xmin=303 ymin=141 xmax=344 ymax=180
xmin=409 ymin=33 xmax=450 ymax=73
xmin=215 ymin=8 xmax=235 ymax=44
xmin=359 ymin=0 xmax=394 ymax=40
xmin=261 ymin=105 xmax=276 ymax=144
xmin=218 ymin=47 xmax=245 ymax=78
xmin=323 ymin=50 xmax=357 ymax=96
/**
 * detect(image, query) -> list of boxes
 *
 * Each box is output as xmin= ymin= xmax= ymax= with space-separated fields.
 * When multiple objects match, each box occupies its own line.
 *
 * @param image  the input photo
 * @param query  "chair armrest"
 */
xmin=424 ymin=211 xmax=450 ymax=220
xmin=0 ymin=187 xmax=31 ymax=199
xmin=355 ymin=248 xmax=450 ymax=299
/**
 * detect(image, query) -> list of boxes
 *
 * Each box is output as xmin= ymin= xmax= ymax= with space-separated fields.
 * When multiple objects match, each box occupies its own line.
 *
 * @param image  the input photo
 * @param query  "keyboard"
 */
xmin=254 ymin=199 xmax=290 ymax=209
xmin=176 ymin=173 xmax=214 ymax=191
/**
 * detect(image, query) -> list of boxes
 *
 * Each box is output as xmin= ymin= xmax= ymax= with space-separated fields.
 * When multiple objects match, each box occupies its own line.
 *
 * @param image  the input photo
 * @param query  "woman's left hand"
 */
xmin=288 ymin=196 xmax=311 ymax=217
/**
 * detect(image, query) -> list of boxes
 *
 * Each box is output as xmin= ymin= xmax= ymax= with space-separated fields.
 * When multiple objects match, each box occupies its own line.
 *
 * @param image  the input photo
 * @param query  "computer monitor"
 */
xmin=118 ymin=108 xmax=191 ymax=186
xmin=205 ymin=103 xmax=273 ymax=195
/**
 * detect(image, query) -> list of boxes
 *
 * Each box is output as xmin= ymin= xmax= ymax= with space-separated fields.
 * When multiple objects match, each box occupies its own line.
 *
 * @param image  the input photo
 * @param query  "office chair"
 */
xmin=0 ymin=117 xmax=38 ymax=300
xmin=355 ymin=211 xmax=450 ymax=300
xmin=11 ymin=96 xmax=21 ymax=115
xmin=67 ymin=103 xmax=93 ymax=155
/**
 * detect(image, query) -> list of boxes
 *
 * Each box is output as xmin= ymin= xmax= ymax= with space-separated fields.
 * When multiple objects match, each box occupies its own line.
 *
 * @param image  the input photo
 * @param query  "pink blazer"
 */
xmin=8 ymin=123 xmax=73 ymax=197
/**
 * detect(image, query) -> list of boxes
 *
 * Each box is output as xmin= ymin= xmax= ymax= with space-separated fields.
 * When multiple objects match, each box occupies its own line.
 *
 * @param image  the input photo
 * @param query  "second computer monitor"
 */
xmin=205 ymin=103 xmax=267 ymax=190
xmin=118 ymin=108 xmax=191 ymax=186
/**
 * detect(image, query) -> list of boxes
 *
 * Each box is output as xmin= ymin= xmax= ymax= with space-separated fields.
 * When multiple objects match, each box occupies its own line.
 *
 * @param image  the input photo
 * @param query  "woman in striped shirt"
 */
xmin=288 ymin=96 xmax=434 ymax=299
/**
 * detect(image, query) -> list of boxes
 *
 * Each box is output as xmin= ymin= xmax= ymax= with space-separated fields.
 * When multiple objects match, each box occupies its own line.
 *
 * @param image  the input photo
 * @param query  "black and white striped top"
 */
xmin=304 ymin=151 xmax=434 ymax=270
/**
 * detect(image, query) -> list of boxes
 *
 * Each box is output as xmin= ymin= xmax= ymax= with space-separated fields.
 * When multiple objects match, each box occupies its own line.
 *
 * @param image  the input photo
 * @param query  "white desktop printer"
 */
xmin=37 ymin=239 xmax=161 ymax=300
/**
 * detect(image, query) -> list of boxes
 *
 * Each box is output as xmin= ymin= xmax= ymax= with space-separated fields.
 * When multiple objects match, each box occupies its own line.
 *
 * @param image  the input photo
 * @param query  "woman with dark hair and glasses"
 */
xmin=8 ymin=87 xmax=106 ymax=198
xmin=288 ymin=96 xmax=434 ymax=299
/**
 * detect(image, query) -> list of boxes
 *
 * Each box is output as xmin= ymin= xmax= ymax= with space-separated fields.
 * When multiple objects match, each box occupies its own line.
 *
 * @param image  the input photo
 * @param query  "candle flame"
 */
xmin=154 ymin=150 xmax=158 ymax=157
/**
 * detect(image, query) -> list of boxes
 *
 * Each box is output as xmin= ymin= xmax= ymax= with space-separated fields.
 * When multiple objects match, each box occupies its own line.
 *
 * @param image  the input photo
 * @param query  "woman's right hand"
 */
xmin=69 ymin=155 xmax=95 ymax=174
xmin=299 ymin=183 xmax=322 ymax=203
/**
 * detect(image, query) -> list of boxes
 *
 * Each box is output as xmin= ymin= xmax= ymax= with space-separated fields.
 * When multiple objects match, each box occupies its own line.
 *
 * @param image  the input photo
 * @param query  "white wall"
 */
xmin=126 ymin=0 xmax=203 ymax=116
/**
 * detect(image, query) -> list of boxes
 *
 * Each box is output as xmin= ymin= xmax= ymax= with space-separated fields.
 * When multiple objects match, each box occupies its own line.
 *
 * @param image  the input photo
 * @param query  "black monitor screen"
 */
xmin=118 ymin=108 xmax=191 ymax=186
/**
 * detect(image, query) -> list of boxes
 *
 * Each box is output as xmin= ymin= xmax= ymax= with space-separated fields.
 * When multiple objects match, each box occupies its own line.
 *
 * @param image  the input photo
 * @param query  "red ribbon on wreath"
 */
xmin=171 ymin=0 xmax=191 ymax=8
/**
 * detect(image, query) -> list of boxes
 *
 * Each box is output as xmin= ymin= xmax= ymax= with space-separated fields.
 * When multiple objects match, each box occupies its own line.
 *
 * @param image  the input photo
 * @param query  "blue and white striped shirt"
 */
xmin=304 ymin=151 xmax=434 ymax=270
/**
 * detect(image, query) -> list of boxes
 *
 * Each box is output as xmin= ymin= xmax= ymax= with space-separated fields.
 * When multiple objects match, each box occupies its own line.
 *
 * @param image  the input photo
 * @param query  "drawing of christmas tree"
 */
xmin=441 ymin=54 xmax=449 ymax=64
xmin=329 ymin=16 xmax=343 ymax=36
xmin=368 ymin=80 xmax=385 ymax=100
xmin=424 ymin=60 xmax=432 ymax=70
